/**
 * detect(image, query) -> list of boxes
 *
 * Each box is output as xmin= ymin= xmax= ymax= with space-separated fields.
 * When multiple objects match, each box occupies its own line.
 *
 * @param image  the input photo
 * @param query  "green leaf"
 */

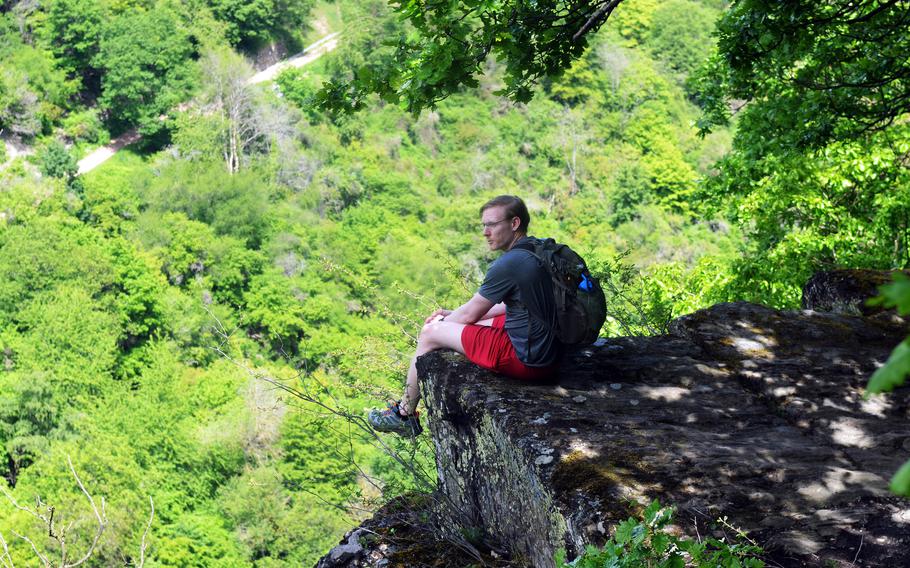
xmin=644 ymin=500 xmax=662 ymax=525
xmin=867 ymin=338 xmax=910 ymax=395
xmin=614 ymin=518 xmax=637 ymax=545
xmin=890 ymin=459 xmax=910 ymax=497
xmin=677 ymin=539 xmax=705 ymax=559
xmin=868 ymin=273 xmax=910 ymax=314
xmin=651 ymin=532 xmax=670 ymax=554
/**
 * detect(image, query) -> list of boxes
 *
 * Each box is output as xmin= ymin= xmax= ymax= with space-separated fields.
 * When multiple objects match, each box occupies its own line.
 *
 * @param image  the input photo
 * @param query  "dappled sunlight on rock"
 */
xmin=829 ymin=417 xmax=875 ymax=448
xmin=726 ymin=335 xmax=776 ymax=358
xmin=636 ymin=385 xmax=688 ymax=402
xmin=416 ymin=302 xmax=910 ymax=567
xmin=860 ymin=395 xmax=892 ymax=417
xmin=797 ymin=467 xmax=888 ymax=503
xmin=772 ymin=386 xmax=797 ymax=397
xmin=892 ymin=508 xmax=910 ymax=524
xmin=821 ymin=397 xmax=852 ymax=412
xmin=694 ymin=362 xmax=729 ymax=377
xmin=564 ymin=440 xmax=599 ymax=459
xmin=769 ymin=530 xmax=825 ymax=555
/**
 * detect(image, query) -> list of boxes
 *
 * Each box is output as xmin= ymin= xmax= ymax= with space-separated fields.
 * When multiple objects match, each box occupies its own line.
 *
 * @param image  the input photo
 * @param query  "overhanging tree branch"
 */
xmin=317 ymin=0 xmax=630 ymax=113
xmin=572 ymin=0 xmax=623 ymax=41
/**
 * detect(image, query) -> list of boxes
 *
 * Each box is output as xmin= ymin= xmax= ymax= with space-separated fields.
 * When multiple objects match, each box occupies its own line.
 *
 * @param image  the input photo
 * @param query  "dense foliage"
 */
xmin=702 ymin=0 xmax=910 ymax=147
xmin=1 ymin=0 xmax=908 ymax=565
xmin=1 ymin=0 xmax=734 ymax=561
xmin=1 ymin=0 xmax=314 ymax=140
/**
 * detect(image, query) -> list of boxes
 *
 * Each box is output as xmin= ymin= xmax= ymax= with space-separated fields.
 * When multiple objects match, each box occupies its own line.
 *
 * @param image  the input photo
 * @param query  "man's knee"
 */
xmin=419 ymin=320 xmax=443 ymax=348
xmin=418 ymin=320 xmax=462 ymax=352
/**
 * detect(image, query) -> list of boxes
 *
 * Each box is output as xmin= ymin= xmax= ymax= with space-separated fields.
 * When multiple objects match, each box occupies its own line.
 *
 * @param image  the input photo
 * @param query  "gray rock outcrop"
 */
xmin=318 ymin=301 xmax=910 ymax=567
xmin=802 ymin=269 xmax=910 ymax=315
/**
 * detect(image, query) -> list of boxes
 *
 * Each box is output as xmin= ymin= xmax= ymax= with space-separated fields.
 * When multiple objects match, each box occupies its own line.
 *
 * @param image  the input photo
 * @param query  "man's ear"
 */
xmin=511 ymin=216 xmax=520 ymax=231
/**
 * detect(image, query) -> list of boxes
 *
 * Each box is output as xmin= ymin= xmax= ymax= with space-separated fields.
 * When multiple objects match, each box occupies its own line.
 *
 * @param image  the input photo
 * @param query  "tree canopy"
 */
xmin=699 ymin=0 xmax=910 ymax=148
xmin=317 ymin=0 xmax=910 ymax=134
xmin=3 ymin=0 xmax=910 ymax=564
xmin=317 ymin=0 xmax=630 ymax=113
xmin=688 ymin=0 xmax=910 ymax=304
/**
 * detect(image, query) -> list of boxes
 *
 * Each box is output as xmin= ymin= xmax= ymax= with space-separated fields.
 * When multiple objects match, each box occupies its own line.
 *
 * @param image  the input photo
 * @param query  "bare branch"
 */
xmin=2 ymin=486 xmax=52 ymax=567
xmin=10 ymin=531 xmax=49 ymax=568
xmin=62 ymin=457 xmax=106 ymax=568
xmin=137 ymin=497 xmax=154 ymax=568
xmin=851 ymin=532 xmax=865 ymax=566
xmin=0 ymin=531 xmax=14 ymax=568
xmin=2 ymin=461 xmax=154 ymax=568
xmin=0 ymin=486 xmax=38 ymax=521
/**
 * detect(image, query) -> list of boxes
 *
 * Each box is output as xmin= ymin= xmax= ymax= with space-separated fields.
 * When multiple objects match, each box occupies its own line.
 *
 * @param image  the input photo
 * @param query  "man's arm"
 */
xmin=443 ymin=294 xmax=495 ymax=325
xmin=426 ymin=301 xmax=504 ymax=324
xmin=480 ymin=302 xmax=506 ymax=320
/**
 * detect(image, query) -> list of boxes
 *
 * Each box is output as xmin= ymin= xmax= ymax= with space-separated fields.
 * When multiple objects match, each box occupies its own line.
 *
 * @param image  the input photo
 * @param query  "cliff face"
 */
xmin=320 ymin=301 xmax=910 ymax=567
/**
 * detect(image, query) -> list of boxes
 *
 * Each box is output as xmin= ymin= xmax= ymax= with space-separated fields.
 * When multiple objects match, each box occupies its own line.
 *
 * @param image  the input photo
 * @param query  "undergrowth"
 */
xmin=555 ymin=501 xmax=765 ymax=568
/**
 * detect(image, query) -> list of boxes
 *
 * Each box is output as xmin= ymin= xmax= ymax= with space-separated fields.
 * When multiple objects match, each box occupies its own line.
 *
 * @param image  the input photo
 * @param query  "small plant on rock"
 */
xmin=555 ymin=501 xmax=764 ymax=568
xmin=867 ymin=273 xmax=910 ymax=497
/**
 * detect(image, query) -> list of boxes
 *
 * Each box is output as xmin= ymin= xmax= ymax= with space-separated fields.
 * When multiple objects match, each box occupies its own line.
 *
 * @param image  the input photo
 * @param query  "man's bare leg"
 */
xmin=398 ymin=319 xmax=467 ymax=415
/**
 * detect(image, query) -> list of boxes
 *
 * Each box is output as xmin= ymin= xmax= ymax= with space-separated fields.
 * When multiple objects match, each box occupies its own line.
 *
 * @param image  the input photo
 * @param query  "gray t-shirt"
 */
xmin=477 ymin=237 xmax=561 ymax=366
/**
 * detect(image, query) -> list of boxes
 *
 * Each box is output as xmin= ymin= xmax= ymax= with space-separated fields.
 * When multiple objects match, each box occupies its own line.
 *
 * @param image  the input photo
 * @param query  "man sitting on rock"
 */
xmin=368 ymin=195 xmax=561 ymax=437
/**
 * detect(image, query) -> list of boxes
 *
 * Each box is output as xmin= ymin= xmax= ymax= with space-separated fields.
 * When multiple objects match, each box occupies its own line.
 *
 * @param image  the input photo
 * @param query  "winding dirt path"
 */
xmin=248 ymin=32 xmax=339 ymax=85
xmin=76 ymin=129 xmax=143 ymax=175
xmin=76 ymin=31 xmax=341 ymax=175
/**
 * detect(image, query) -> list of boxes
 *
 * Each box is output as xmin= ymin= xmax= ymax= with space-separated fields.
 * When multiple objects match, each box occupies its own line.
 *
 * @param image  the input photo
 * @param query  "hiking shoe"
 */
xmin=367 ymin=400 xmax=423 ymax=437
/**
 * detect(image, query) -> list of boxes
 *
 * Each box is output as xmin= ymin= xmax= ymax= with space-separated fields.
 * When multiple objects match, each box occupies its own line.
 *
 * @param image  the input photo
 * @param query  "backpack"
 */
xmin=512 ymin=238 xmax=607 ymax=346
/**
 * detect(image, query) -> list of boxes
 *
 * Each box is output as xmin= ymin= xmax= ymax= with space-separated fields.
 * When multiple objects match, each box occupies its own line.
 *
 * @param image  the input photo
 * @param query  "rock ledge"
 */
xmin=320 ymin=302 xmax=910 ymax=567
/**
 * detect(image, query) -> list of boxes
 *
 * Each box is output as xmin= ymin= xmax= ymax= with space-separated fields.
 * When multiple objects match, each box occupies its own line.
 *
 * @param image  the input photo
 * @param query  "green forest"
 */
xmin=1 ymin=0 xmax=908 ymax=565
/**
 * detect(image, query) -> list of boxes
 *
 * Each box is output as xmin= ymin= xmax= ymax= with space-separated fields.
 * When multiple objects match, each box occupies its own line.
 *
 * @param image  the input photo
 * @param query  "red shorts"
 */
xmin=461 ymin=315 xmax=559 ymax=380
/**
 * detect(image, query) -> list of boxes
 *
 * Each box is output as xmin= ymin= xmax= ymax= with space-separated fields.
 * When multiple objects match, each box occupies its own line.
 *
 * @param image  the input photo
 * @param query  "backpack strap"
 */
xmin=511 ymin=241 xmax=536 ymax=254
xmin=510 ymin=239 xmax=546 ymax=264
xmin=507 ymin=239 xmax=547 ymax=362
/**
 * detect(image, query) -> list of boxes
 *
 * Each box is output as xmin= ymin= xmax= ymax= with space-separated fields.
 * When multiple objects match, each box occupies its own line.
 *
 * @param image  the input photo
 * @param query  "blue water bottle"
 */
xmin=578 ymin=273 xmax=593 ymax=292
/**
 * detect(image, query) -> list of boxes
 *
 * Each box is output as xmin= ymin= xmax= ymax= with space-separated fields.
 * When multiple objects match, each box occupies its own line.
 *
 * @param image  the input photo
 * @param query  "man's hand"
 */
xmin=425 ymin=309 xmax=452 ymax=324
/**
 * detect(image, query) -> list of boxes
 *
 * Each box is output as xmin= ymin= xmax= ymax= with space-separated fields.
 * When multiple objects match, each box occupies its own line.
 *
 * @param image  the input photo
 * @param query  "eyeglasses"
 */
xmin=481 ymin=218 xmax=511 ymax=230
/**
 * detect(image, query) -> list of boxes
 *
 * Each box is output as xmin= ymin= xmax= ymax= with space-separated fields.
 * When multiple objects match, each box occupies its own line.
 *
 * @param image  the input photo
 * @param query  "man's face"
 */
xmin=481 ymin=205 xmax=517 ymax=251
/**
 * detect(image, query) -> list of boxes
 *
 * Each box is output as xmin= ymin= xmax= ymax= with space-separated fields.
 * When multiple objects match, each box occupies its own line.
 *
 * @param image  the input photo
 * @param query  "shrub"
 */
xmin=61 ymin=108 xmax=109 ymax=145
xmin=39 ymin=139 xmax=83 ymax=193
xmin=556 ymin=501 xmax=764 ymax=568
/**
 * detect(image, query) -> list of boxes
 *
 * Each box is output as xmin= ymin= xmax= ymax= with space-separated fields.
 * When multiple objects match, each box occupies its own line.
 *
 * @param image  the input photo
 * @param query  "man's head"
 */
xmin=480 ymin=195 xmax=530 ymax=251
